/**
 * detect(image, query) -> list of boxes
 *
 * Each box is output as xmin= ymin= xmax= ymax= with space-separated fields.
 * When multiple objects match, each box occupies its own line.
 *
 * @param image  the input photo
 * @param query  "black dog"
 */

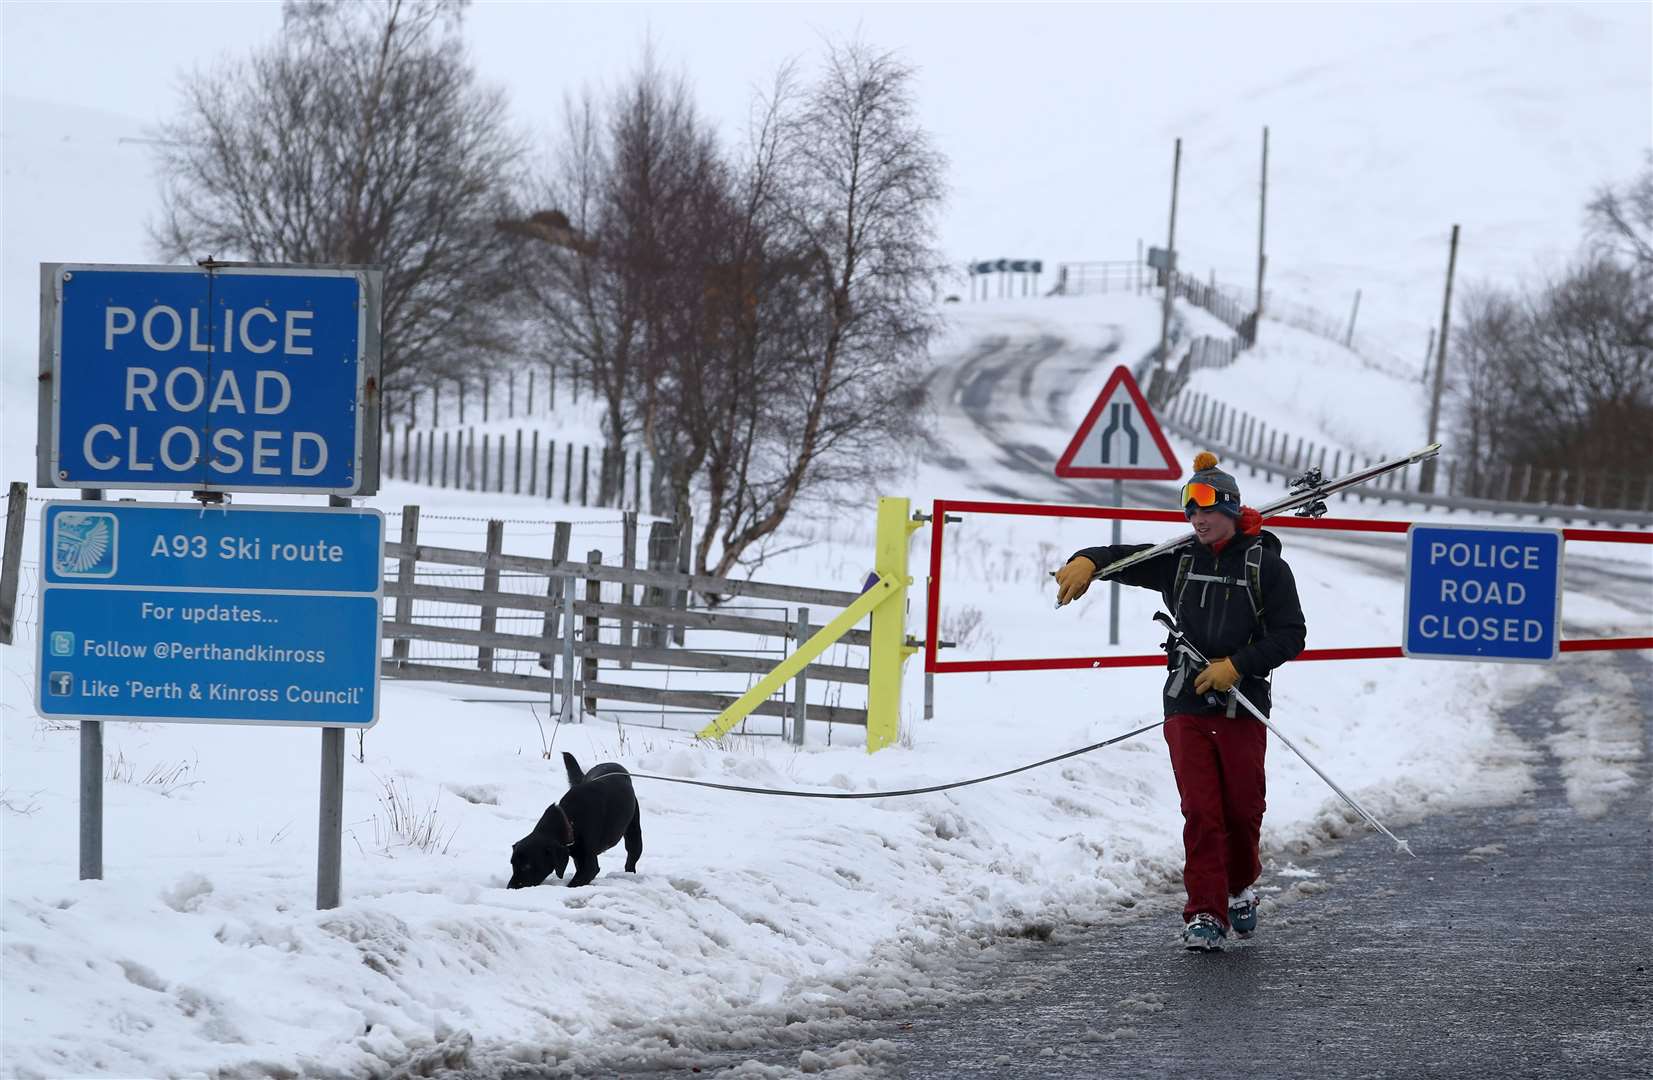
xmin=508 ymin=752 xmax=642 ymax=889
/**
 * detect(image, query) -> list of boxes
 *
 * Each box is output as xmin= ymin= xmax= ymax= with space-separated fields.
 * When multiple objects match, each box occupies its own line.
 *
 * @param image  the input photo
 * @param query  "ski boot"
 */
xmin=1181 ymin=913 xmax=1227 ymax=952
xmin=1228 ymin=888 xmax=1259 ymax=939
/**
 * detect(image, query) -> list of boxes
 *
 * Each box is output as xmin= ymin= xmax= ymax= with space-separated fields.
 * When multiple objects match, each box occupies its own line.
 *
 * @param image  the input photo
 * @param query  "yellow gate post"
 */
xmin=697 ymin=495 xmax=923 ymax=750
xmin=866 ymin=496 xmax=921 ymax=752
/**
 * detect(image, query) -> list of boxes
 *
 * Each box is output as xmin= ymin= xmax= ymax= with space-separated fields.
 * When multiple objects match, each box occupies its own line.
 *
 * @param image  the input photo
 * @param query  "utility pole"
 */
xmin=1255 ymin=126 xmax=1269 ymax=339
xmin=1157 ymin=137 xmax=1182 ymax=377
xmin=1420 ymin=326 xmax=1436 ymax=386
xmin=1422 ymin=224 xmax=1460 ymax=494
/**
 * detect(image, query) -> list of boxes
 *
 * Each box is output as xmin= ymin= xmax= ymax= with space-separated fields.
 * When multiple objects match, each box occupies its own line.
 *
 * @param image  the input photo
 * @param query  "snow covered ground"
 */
xmin=4 ymin=281 xmax=1649 ymax=1076
xmin=4 ymin=19 xmax=1652 ymax=1073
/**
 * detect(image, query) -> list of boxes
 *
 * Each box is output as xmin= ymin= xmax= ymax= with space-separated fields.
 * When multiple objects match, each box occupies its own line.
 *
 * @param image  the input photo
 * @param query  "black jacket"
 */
xmin=1075 ymin=530 xmax=1307 ymax=717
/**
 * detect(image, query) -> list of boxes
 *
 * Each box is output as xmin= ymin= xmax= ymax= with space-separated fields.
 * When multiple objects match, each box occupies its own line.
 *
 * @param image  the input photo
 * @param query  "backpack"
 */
xmin=1173 ymin=543 xmax=1266 ymax=627
xmin=1171 ymin=542 xmax=1271 ymax=717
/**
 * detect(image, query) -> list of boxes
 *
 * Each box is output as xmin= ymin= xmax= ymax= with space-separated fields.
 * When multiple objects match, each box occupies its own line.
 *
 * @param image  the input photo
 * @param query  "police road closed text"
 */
xmin=48 ymin=266 xmax=367 ymax=492
xmin=1404 ymin=525 xmax=1563 ymax=663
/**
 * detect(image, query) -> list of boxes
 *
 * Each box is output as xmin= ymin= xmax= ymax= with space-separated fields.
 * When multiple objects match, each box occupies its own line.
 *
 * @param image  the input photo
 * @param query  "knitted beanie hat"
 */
xmin=1183 ymin=451 xmax=1243 ymax=518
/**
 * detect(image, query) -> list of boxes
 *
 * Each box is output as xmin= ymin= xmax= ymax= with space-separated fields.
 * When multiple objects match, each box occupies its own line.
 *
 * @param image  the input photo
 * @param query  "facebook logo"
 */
xmin=48 ymin=671 xmax=74 ymax=697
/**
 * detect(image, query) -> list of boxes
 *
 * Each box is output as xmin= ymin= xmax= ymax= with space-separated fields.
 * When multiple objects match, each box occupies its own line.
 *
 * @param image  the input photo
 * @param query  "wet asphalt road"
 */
xmin=885 ymin=652 xmax=1653 ymax=1079
xmin=686 ymin=649 xmax=1651 ymax=1079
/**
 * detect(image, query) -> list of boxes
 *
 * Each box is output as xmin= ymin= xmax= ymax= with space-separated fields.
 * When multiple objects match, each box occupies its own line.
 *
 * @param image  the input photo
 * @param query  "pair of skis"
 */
xmin=1075 ymin=442 xmax=1442 ymax=591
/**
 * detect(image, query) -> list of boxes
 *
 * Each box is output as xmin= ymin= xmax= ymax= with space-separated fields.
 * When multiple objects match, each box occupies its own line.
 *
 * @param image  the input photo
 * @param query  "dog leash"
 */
xmin=596 ymin=719 xmax=1167 ymax=800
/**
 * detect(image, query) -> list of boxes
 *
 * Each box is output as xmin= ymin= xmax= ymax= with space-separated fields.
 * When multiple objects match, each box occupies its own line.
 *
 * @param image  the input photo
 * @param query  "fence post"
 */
xmin=467 ymin=428 xmax=477 ymax=490
xmin=495 ymin=435 xmax=505 ymax=493
xmin=400 ymin=424 xmax=411 ymax=481
xmin=640 ymin=522 xmax=675 ymax=649
xmin=514 ymin=430 xmax=523 ymax=494
xmin=391 ymin=506 xmax=420 ymax=662
xmin=482 ymin=433 xmax=491 ymax=492
xmin=619 ymin=511 xmax=638 ymax=666
xmin=0 ymin=481 xmax=27 ymax=646
xmin=583 ymin=549 xmax=601 ymax=716
xmin=791 ymin=606 xmax=809 ymax=746
xmin=441 ymin=432 xmax=450 ymax=488
xmin=673 ymin=513 xmax=693 ymax=646
xmin=616 ymin=450 xmax=627 ymax=511
xmin=529 ymin=431 xmax=539 ymax=496
xmin=478 ymin=520 xmax=505 ymax=673
xmin=580 ymin=446 xmax=590 ymax=507
xmin=539 ymin=521 xmax=572 ymax=673
xmin=559 ymin=576 xmax=578 ymax=723
xmin=564 ymin=443 xmax=574 ymax=503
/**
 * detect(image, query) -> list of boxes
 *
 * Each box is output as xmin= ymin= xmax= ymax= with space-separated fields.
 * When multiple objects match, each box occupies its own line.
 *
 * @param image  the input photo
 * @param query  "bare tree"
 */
xmin=1443 ymin=286 xmax=1524 ymax=495
xmin=698 ymin=41 xmax=945 ymax=579
xmin=151 ymin=0 xmax=526 ymax=406
xmin=511 ymin=56 xmax=726 ymax=511
xmin=1587 ymin=155 xmax=1653 ymax=273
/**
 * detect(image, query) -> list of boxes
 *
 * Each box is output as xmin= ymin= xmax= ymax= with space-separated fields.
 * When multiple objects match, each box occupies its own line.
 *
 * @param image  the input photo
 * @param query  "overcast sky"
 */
xmin=4 ymin=2 xmax=1649 ymax=341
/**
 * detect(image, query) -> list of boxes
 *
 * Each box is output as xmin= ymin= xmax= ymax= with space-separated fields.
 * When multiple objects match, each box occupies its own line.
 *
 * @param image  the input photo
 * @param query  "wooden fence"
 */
xmin=379 ymin=507 xmax=872 ymax=737
xmin=379 ymin=424 xmax=647 ymax=511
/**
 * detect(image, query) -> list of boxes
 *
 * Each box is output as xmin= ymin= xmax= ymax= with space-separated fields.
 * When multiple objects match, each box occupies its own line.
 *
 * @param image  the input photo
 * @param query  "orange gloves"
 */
xmin=1195 ymin=658 xmax=1241 ymax=694
xmin=1054 ymin=556 xmax=1096 ymax=606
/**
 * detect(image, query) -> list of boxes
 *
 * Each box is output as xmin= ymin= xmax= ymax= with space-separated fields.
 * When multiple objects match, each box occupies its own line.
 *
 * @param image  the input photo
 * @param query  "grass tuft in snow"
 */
xmin=366 ymin=774 xmax=459 ymax=855
xmin=105 ymin=749 xmax=201 ymax=796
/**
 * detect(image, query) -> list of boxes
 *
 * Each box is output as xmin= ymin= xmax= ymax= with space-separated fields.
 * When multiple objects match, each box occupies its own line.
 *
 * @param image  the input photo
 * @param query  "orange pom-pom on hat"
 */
xmin=1192 ymin=451 xmax=1220 ymax=472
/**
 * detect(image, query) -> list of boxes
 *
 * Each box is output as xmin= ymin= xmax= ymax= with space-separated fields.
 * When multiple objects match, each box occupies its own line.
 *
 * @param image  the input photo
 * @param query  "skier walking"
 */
xmin=1054 ymin=452 xmax=1307 ymax=951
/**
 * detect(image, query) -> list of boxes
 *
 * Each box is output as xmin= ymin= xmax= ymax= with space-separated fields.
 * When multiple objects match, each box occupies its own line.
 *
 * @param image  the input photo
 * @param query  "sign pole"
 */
xmin=78 ymin=487 xmax=103 ymax=881
xmin=317 ymin=492 xmax=351 ymax=911
xmin=317 ymin=727 xmax=344 ymax=909
xmin=1422 ymin=225 xmax=1459 ymax=494
xmin=1157 ymin=137 xmax=1182 ymax=377
xmin=1109 ymin=479 xmax=1122 ymax=646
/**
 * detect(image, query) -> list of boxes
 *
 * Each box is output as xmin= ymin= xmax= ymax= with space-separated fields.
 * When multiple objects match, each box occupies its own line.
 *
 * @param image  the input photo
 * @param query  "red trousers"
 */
xmin=1163 ymin=712 xmax=1268 ymax=928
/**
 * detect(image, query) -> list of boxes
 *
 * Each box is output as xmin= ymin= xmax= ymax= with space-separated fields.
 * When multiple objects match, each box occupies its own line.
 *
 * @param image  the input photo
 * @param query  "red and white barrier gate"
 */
xmin=922 ymin=499 xmax=1653 ymax=675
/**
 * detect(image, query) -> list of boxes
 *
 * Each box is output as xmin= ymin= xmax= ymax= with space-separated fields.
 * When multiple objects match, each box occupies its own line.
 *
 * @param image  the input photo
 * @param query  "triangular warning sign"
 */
xmin=1054 ymin=366 xmax=1181 ymax=480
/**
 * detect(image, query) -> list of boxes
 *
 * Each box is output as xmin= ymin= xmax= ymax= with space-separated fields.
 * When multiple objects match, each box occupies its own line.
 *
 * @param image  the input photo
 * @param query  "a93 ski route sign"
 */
xmin=1054 ymin=365 xmax=1181 ymax=480
xmin=1403 ymin=523 xmax=1563 ymax=663
xmin=39 ymin=263 xmax=381 ymax=495
xmin=36 ymin=502 xmax=384 ymax=727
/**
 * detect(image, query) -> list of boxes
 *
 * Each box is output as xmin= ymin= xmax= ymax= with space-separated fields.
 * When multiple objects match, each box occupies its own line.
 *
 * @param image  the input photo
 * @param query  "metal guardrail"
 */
xmin=1156 ymin=409 xmax=1653 ymax=528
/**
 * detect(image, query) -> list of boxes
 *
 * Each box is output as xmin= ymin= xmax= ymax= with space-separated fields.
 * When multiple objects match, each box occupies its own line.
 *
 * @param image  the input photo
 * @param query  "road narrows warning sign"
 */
xmin=1054 ymin=366 xmax=1181 ymax=480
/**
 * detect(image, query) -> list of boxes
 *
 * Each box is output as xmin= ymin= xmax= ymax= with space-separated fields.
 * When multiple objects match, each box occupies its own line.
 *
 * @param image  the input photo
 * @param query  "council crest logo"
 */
xmin=52 ymin=512 xmax=117 ymax=578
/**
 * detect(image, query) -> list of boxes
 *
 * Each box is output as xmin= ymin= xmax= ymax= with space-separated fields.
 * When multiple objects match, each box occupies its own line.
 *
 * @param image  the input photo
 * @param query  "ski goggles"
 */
xmin=1181 ymin=481 xmax=1222 ymax=509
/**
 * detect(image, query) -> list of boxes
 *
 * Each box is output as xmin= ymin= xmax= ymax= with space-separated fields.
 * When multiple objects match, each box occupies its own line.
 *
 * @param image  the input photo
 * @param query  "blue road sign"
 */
xmin=1403 ymin=523 xmax=1564 ymax=663
xmin=42 ymin=264 xmax=378 ymax=494
xmin=37 ymin=502 xmax=383 ymax=726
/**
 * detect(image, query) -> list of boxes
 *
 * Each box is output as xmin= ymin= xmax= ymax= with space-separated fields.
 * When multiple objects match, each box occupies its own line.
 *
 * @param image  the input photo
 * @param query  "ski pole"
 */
xmin=1152 ymin=612 xmax=1415 ymax=857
